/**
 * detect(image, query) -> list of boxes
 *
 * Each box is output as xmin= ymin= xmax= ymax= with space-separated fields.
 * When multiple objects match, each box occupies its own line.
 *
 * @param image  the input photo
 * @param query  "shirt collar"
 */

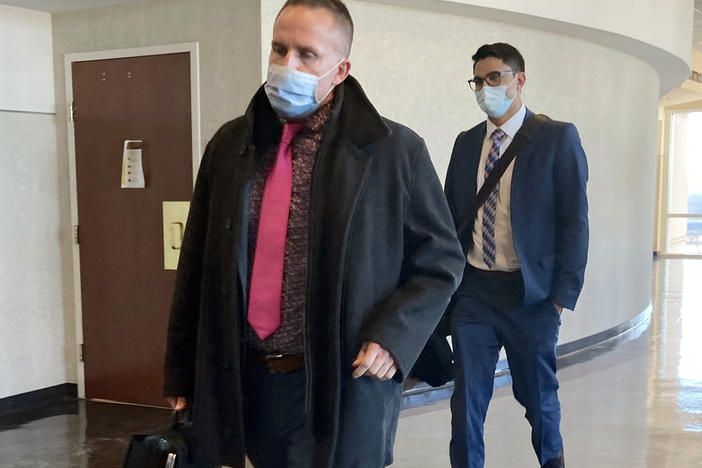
xmin=486 ymin=103 xmax=527 ymax=140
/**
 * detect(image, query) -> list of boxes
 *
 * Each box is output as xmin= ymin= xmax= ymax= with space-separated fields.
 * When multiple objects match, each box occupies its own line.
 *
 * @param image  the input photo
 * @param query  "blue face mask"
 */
xmin=264 ymin=60 xmax=343 ymax=119
xmin=475 ymin=75 xmax=517 ymax=119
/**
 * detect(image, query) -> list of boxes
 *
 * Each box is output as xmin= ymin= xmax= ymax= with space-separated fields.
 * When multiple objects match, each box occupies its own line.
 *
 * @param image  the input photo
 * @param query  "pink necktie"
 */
xmin=248 ymin=122 xmax=303 ymax=340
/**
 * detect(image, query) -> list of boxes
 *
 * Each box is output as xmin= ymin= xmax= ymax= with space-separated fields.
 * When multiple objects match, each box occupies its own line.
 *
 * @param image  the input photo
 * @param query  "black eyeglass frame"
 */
xmin=468 ymin=70 xmax=518 ymax=91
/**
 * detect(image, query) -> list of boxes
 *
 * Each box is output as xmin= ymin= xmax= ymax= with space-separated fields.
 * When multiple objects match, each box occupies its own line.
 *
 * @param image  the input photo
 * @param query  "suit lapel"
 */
xmin=467 ymin=123 xmax=487 ymax=198
xmin=452 ymin=122 xmax=485 ymax=253
xmin=509 ymin=108 xmax=536 ymax=203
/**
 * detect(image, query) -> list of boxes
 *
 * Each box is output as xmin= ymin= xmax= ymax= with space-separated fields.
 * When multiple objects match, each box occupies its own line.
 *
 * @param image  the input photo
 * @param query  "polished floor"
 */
xmin=1 ymin=259 xmax=701 ymax=467
xmin=395 ymin=258 xmax=702 ymax=467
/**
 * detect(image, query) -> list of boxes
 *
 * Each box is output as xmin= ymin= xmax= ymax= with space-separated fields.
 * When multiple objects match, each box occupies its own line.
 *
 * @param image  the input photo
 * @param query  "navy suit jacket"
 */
xmin=444 ymin=109 xmax=589 ymax=309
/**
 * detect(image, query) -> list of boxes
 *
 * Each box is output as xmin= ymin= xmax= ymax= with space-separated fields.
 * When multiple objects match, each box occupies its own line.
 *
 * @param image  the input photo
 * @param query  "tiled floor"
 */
xmin=1 ymin=259 xmax=701 ymax=467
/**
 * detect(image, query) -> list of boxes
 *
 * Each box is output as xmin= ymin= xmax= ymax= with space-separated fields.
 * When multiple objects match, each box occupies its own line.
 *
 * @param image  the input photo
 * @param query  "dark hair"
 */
xmin=277 ymin=0 xmax=354 ymax=56
xmin=471 ymin=43 xmax=525 ymax=73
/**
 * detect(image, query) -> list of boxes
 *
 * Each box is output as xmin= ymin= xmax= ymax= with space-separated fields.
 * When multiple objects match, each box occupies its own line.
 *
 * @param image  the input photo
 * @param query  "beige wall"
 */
xmin=263 ymin=0 xmax=659 ymax=343
xmin=51 ymin=0 xmax=262 ymax=386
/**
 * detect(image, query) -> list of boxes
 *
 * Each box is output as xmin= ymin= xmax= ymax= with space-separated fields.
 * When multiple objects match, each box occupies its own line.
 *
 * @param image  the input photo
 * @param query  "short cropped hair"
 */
xmin=471 ymin=43 xmax=525 ymax=73
xmin=278 ymin=0 xmax=354 ymax=57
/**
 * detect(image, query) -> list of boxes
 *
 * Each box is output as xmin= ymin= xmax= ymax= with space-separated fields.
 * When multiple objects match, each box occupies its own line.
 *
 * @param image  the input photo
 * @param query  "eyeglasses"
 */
xmin=467 ymin=70 xmax=518 ymax=91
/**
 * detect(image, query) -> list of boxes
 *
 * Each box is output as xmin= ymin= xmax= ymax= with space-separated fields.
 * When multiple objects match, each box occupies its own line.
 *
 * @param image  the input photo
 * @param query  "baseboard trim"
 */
xmin=555 ymin=303 xmax=652 ymax=358
xmin=402 ymin=304 xmax=653 ymax=406
xmin=0 ymin=383 xmax=78 ymax=417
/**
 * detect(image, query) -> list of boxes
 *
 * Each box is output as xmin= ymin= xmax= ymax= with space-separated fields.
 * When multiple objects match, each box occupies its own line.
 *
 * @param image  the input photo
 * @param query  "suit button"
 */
xmin=237 ymin=143 xmax=247 ymax=156
xmin=224 ymin=218 xmax=232 ymax=230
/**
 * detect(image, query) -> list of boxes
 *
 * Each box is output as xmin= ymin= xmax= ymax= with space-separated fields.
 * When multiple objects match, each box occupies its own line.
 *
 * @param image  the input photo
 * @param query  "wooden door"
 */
xmin=72 ymin=53 xmax=192 ymax=406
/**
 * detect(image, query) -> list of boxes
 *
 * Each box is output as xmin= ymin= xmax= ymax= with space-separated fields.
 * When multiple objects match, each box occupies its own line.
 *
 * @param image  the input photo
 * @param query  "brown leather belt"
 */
xmin=251 ymin=351 xmax=305 ymax=374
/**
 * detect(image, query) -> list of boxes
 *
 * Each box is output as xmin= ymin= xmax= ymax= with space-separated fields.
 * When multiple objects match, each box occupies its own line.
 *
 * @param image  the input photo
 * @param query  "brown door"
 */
xmin=72 ymin=53 xmax=193 ymax=406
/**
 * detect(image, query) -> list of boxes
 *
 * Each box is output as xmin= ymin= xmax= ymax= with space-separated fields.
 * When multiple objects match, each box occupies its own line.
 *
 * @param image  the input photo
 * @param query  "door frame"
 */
xmin=65 ymin=43 xmax=201 ymax=399
xmin=656 ymin=106 xmax=702 ymax=258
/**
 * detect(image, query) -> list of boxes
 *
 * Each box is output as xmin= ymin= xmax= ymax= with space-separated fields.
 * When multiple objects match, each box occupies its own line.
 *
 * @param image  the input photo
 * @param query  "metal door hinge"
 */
xmin=73 ymin=225 xmax=79 ymax=245
xmin=79 ymin=344 xmax=84 ymax=362
xmin=68 ymin=101 xmax=75 ymax=123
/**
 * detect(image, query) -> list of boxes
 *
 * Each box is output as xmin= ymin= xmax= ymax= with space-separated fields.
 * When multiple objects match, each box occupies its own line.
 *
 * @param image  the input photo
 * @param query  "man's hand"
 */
xmin=166 ymin=396 xmax=188 ymax=411
xmin=553 ymin=303 xmax=563 ymax=315
xmin=352 ymin=341 xmax=397 ymax=380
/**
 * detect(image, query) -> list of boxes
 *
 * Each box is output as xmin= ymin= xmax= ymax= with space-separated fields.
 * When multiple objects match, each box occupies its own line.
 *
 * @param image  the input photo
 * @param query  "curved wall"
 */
xmin=262 ymin=0 xmax=660 ymax=344
xmin=376 ymin=0 xmax=693 ymax=67
xmin=366 ymin=0 xmax=692 ymax=95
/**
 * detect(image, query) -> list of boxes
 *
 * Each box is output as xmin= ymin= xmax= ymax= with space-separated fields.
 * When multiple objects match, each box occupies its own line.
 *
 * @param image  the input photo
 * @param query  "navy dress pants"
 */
xmin=449 ymin=268 xmax=563 ymax=468
xmin=243 ymin=358 xmax=315 ymax=468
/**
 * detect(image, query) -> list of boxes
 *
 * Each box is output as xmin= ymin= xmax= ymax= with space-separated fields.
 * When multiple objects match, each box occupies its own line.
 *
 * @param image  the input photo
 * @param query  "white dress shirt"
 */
xmin=467 ymin=103 xmax=526 ymax=271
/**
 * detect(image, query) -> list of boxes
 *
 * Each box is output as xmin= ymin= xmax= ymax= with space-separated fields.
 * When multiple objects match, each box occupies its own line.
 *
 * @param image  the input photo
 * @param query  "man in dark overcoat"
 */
xmin=163 ymin=1 xmax=465 ymax=467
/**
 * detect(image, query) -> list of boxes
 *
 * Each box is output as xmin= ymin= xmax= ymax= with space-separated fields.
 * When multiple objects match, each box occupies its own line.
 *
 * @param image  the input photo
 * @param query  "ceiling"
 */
xmin=0 ymin=0 xmax=141 ymax=12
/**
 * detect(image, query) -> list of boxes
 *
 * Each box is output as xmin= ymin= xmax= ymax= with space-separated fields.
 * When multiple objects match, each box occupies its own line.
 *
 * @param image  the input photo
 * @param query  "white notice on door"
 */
xmin=121 ymin=140 xmax=145 ymax=188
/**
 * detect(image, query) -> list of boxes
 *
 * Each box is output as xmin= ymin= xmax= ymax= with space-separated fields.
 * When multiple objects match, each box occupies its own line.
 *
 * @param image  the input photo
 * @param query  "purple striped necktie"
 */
xmin=482 ymin=128 xmax=506 ymax=269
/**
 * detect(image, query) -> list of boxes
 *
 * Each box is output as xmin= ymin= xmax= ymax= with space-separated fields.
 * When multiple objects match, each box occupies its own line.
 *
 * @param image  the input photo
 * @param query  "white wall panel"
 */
xmin=0 ymin=111 xmax=64 ymax=398
xmin=0 ymin=4 xmax=55 ymax=113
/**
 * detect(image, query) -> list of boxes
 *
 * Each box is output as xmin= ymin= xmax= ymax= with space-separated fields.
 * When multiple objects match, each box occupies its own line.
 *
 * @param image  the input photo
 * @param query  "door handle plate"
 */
xmin=162 ymin=201 xmax=190 ymax=270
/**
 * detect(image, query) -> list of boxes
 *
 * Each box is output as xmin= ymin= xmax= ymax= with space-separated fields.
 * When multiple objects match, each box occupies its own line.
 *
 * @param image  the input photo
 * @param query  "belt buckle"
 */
xmin=263 ymin=353 xmax=284 ymax=373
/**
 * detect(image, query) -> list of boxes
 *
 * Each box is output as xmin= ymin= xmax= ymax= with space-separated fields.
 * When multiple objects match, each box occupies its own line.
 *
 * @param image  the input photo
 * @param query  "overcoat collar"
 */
xmin=243 ymin=75 xmax=391 ymax=152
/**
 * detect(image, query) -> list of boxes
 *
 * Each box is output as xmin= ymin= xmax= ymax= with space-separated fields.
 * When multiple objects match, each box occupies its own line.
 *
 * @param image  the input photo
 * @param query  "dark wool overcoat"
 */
xmin=163 ymin=76 xmax=465 ymax=467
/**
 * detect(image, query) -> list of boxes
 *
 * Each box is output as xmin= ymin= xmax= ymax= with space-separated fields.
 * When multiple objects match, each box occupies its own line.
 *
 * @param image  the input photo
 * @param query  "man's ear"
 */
xmin=517 ymin=72 xmax=526 ymax=92
xmin=334 ymin=60 xmax=351 ymax=85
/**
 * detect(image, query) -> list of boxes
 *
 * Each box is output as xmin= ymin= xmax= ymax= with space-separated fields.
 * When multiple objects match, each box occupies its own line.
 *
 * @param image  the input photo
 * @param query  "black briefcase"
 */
xmin=123 ymin=413 xmax=198 ymax=468
xmin=410 ymin=328 xmax=453 ymax=387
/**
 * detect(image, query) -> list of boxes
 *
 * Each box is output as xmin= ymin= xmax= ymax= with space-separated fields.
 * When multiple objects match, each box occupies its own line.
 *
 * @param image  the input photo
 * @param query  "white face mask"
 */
xmin=264 ymin=59 xmax=344 ymax=119
xmin=475 ymin=74 xmax=518 ymax=119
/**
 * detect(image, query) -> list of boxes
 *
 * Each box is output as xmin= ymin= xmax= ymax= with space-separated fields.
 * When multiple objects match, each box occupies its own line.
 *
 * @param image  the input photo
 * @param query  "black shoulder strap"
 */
xmin=456 ymin=113 xmax=549 ymax=237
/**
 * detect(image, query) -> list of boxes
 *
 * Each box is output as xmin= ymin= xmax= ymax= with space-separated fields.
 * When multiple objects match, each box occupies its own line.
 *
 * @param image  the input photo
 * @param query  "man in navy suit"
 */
xmin=444 ymin=43 xmax=589 ymax=468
